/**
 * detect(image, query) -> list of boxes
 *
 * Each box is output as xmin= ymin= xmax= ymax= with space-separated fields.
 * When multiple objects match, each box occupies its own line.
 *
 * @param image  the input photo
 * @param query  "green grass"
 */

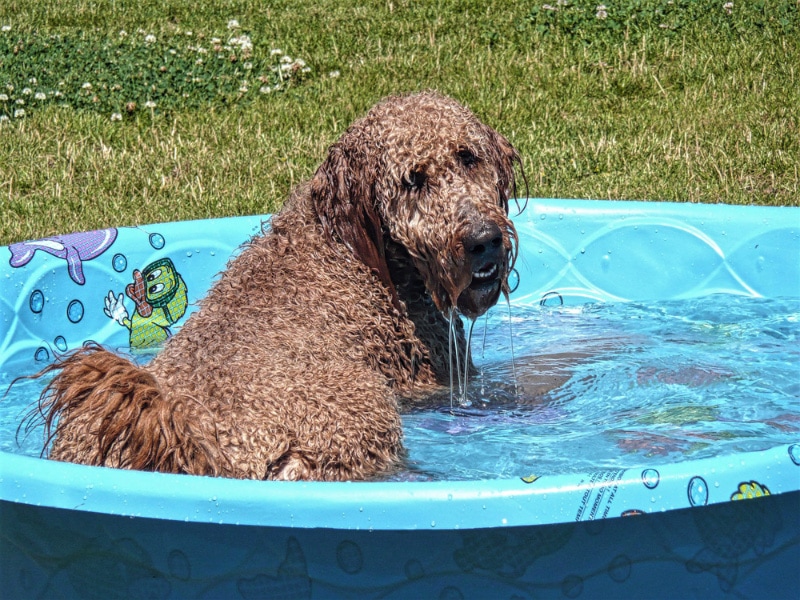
xmin=1 ymin=0 xmax=798 ymax=245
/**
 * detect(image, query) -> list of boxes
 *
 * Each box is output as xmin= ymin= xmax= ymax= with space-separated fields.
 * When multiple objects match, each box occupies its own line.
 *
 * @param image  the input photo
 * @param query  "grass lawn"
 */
xmin=0 ymin=0 xmax=798 ymax=245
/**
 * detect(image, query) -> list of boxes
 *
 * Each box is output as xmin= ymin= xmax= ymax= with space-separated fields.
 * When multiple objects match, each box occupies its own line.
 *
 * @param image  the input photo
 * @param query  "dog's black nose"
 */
xmin=464 ymin=223 xmax=504 ymax=259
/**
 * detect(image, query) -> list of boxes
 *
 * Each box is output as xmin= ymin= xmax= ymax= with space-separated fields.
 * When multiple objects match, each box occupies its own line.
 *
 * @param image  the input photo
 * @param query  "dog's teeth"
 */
xmin=474 ymin=264 xmax=498 ymax=280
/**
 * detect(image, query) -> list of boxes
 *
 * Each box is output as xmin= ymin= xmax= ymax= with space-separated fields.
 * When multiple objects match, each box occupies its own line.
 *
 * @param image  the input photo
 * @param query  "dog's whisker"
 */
xmin=461 ymin=318 xmax=475 ymax=407
xmin=450 ymin=309 xmax=464 ymax=400
xmin=505 ymin=295 xmax=519 ymax=396
xmin=448 ymin=307 xmax=456 ymax=412
xmin=481 ymin=312 xmax=489 ymax=359
xmin=479 ymin=312 xmax=490 ymax=397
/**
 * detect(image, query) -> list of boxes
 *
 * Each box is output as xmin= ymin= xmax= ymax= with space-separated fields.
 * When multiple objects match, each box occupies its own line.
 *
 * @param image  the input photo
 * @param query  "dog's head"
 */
xmin=311 ymin=91 xmax=521 ymax=320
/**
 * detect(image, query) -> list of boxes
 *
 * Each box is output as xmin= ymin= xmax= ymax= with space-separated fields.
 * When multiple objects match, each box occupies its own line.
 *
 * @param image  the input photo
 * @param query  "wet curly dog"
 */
xmin=35 ymin=91 xmax=522 ymax=481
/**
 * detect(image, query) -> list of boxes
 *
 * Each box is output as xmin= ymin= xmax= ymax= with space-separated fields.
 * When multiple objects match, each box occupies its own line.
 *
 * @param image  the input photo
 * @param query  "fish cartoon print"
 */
xmin=8 ymin=229 xmax=118 ymax=285
xmin=104 ymin=257 xmax=188 ymax=349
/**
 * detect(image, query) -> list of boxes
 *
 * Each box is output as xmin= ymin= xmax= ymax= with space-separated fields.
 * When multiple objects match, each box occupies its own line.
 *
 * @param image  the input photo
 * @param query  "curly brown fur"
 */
xmin=32 ymin=345 xmax=225 ymax=474
xmin=35 ymin=91 xmax=522 ymax=481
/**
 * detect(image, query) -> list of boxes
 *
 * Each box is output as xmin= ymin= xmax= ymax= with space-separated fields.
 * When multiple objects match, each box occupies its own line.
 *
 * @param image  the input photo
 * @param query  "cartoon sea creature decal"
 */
xmin=454 ymin=526 xmax=573 ymax=579
xmin=730 ymin=481 xmax=771 ymax=501
xmin=8 ymin=228 xmax=118 ymax=285
xmin=687 ymin=480 xmax=780 ymax=592
xmin=104 ymin=257 xmax=188 ymax=348
xmin=237 ymin=537 xmax=311 ymax=600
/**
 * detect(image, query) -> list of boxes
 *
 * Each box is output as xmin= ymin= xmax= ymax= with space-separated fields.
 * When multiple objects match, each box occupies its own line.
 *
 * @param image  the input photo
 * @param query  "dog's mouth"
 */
xmin=403 ymin=217 xmax=516 ymax=321
xmin=456 ymin=260 xmax=505 ymax=319
xmin=471 ymin=262 xmax=501 ymax=285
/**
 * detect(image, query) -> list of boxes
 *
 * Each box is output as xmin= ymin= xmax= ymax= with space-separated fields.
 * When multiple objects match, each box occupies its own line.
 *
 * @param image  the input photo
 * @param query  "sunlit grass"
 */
xmin=1 ymin=0 xmax=798 ymax=245
xmin=0 ymin=23 xmax=311 ymax=122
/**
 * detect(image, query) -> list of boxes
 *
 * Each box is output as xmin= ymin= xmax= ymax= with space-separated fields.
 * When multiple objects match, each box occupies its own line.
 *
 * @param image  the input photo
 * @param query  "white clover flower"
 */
xmin=1 ymin=25 xmax=11 ymax=32
xmin=301 ymin=67 xmax=311 ymax=73
xmin=243 ymin=61 xmax=253 ymax=70
xmin=119 ymin=30 xmax=127 ymax=37
xmin=14 ymin=108 xmax=25 ymax=118
xmin=82 ymin=82 xmax=92 ymax=89
xmin=211 ymin=37 xmax=222 ymax=44
xmin=185 ymin=30 xmax=193 ymax=36
xmin=723 ymin=2 xmax=734 ymax=14
xmin=28 ymin=77 xmax=37 ymax=85
xmin=229 ymin=35 xmax=253 ymax=53
xmin=22 ymin=87 xmax=32 ymax=95
xmin=270 ymin=48 xmax=283 ymax=56
xmin=0 ymin=94 xmax=8 ymax=101
xmin=239 ymin=85 xmax=249 ymax=93
xmin=111 ymin=112 xmax=122 ymax=121
xmin=0 ymin=115 xmax=9 ymax=123
xmin=169 ymin=49 xmax=177 ymax=55
xmin=34 ymin=92 xmax=46 ymax=100
xmin=197 ymin=46 xmax=208 ymax=54
xmin=259 ymin=85 xmax=272 ymax=94
xmin=144 ymin=34 xmax=156 ymax=44
xmin=15 ymin=98 xmax=24 ymax=105
xmin=328 ymin=70 xmax=341 ymax=79
xmin=596 ymin=5 xmax=608 ymax=19
xmin=195 ymin=58 xmax=204 ymax=65
xmin=54 ymin=91 xmax=63 ymax=98
xmin=280 ymin=55 xmax=292 ymax=63
xmin=144 ymin=100 xmax=156 ymax=108
xmin=227 ymin=19 xmax=240 ymax=30
xmin=6 ymin=84 xmax=13 ymax=92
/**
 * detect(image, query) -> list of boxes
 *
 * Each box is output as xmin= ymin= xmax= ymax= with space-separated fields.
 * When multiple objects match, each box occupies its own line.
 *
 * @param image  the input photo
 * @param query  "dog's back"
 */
xmin=34 ymin=91 xmax=520 ymax=481
xmin=40 ymin=203 xmax=428 ymax=480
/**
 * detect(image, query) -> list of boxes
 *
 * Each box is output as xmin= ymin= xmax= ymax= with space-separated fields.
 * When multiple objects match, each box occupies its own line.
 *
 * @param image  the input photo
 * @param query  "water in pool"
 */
xmin=2 ymin=294 xmax=798 ymax=481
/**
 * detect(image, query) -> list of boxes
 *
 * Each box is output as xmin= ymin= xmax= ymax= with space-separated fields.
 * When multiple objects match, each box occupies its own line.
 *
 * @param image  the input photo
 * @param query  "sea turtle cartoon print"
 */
xmin=104 ymin=257 xmax=188 ymax=349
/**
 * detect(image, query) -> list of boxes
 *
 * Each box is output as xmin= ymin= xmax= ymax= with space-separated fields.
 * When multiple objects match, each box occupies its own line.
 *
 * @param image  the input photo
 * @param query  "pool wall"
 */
xmin=2 ymin=199 xmax=799 ymax=598
xmin=3 ymin=492 xmax=797 ymax=598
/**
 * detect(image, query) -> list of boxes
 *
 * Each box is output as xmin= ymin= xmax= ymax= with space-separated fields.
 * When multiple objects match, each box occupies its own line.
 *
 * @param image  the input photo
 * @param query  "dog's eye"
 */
xmin=457 ymin=148 xmax=478 ymax=169
xmin=402 ymin=169 xmax=427 ymax=192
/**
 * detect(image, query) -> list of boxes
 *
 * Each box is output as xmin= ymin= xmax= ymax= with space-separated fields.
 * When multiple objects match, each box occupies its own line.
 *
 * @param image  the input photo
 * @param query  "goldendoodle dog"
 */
xmin=34 ymin=91 xmax=522 ymax=481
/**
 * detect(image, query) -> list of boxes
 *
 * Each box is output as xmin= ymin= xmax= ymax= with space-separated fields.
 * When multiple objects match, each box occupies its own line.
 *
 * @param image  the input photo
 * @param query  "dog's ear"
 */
xmin=310 ymin=144 xmax=402 ymax=311
xmin=486 ymin=127 xmax=523 ymax=215
xmin=485 ymin=127 xmax=524 ymax=276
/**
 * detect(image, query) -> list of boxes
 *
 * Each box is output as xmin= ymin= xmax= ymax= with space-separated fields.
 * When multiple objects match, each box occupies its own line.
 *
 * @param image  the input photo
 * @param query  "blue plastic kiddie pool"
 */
xmin=1 ymin=199 xmax=798 ymax=598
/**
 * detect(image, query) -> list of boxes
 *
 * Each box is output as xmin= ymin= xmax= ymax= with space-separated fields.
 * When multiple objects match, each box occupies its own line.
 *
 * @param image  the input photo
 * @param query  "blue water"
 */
xmin=399 ymin=294 xmax=800 ymax=480
xmin=2 ymin=295 xmax=799 ymax=481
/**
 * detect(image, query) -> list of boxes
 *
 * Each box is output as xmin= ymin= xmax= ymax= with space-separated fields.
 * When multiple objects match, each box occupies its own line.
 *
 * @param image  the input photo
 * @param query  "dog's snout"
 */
xmin=464 ymin=223 xmax=504 ymax=258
